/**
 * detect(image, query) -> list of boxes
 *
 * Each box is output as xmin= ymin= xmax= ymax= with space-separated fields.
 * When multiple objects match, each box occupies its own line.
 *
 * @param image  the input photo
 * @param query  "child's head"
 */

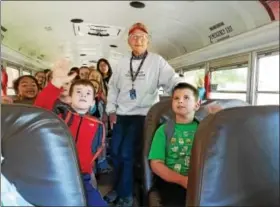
xmin=79 ymin=66 xmax=90 ymax=80
xmin=172 ymin=82 xmax=200 ymax=117
xmin=69 ymin=79 xmax=96 ymax=114
xmin=61 ymin=82 xmax=71 ymax=97
xmin=197 ymin=77 xmax=204 ymax=88
xmin=46 ymin=71 xmax=53 ymax=83
xmin=89 ymin=70 xmax=102 ymax=83
xmin=90 ymin=79 xmax=100 ymax=95
xmin=97 ymin=58 xmax=112 ymax=78
xmin=34 ymin=71 xmax=46 ymax=88
xmin=89 ymin=70 xmax=107 ymax=96
xmin=13 ymin=75 xmax=39 ymax=99
xmin=61 ymin=72 xmax=81 ymax=97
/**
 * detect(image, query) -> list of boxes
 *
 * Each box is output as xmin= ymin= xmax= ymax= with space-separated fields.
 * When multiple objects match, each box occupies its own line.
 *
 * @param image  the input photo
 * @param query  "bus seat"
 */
xmin=187 ymin=105 xmax=279 ymax=206
xmin=1 ymin=104 xmax=87 ymax=206
xmin=142 ymin=98 xmax=250 ymax=207
xmin=195 ymin=99 xmax=249 ymax=120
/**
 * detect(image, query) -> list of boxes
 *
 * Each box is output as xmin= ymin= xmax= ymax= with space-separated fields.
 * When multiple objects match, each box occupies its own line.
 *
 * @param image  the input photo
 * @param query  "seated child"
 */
xmin=1 ymin=156 xmax=33 ymax=206
xmin=148 ymin=82 xmax=221 ymax=207
xmin=34 ymin=59 xmax=108 ymax=207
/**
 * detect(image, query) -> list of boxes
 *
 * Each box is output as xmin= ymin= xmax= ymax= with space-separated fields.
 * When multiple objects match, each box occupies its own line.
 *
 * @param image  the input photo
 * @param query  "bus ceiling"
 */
xmin=0 ymin=1 xmax=279 ymax=68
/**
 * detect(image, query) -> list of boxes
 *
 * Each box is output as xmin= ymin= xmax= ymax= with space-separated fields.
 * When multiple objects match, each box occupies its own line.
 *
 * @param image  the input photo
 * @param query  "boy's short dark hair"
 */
xmin=44 ymin=69 xmax=51 ymax=73
xmin=172 ymin=82 xmax=199 ymax=100
xmin=70 ymin=67 xmax=79 ymax=73
xmin=69 ymin=79 xmax=96 ymax=99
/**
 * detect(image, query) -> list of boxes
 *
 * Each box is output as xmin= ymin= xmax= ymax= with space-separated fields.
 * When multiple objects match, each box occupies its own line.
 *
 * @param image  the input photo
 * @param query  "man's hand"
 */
xmin=109 ymin=112 xmax=117 ymax=129
xmin=51 ymin=59 xmax=77 ymax=88
xmin=102 ymin=113 xmax=108 ymax=123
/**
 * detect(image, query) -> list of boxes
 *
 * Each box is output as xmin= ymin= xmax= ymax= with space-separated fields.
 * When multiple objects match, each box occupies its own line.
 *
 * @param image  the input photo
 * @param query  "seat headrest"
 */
xmin=187 ymin=105 xmax=279 ymax=206
xmin=159 ymin=98 xmax=249 ymax=123
xmin=1 ymin=104 xmax=86 ymax=206
xmin=196 ymin=99 xmax=249 ymax=121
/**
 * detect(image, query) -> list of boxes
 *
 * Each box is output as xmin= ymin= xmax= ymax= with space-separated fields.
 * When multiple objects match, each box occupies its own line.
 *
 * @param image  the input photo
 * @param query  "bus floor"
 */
xmin=97 ymin=171 xmax=140 ymax=207
xmin=97 ymin=171 xmax=113 ymax=196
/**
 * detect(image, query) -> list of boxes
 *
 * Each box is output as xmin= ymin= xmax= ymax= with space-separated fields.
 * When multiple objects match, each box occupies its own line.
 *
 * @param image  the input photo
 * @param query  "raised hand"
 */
xmin=51 ymin=59 xmax=77 ymax=88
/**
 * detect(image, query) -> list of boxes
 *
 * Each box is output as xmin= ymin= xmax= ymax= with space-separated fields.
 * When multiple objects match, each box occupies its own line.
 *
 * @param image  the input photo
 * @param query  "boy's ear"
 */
xmin=195 ymin=99 xmax=201 ymax=111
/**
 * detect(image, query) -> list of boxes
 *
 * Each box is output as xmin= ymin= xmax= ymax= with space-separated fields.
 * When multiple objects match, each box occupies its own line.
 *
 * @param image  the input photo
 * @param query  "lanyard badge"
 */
xmin=129 ymin=51 xmax=148 ymax=100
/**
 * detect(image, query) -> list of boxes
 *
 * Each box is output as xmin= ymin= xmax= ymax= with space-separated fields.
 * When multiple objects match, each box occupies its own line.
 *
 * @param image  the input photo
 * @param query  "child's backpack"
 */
xmin=161 ymin=101 xmax=216 ymax=149
xmin=162 ymin=99 xmax=249 ymax=148
xmin=54 ymin=104 xmax=106 ymax=171
xmin=163 ymin=117 xmax=201 ymax=150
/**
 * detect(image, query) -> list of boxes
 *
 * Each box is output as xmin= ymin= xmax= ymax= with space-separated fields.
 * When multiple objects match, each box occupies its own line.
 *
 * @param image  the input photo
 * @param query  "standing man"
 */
xmin=105 ymin=22 xmax=183 ymax=206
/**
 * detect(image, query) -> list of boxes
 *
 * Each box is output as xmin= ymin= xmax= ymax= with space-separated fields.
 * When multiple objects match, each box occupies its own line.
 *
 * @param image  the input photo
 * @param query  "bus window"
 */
xmin=22 ymin=70 xmax=31 ymax=75
xmin=256 ymin=52 xmax=279 ymax=105
xmin=210 ymin=67 xmax=248 ymax=101
xmin=183 ymin=69 xmax=205 ymax=87
xmin=159 ymin=87 xmax=164 ymax=95
xmin=6 ymin=66 xmax=20 ymax=96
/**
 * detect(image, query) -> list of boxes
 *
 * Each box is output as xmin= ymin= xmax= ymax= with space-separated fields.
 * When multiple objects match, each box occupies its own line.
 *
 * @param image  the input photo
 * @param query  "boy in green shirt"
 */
xmin=148 ymin=82 xmax=221 ymax=206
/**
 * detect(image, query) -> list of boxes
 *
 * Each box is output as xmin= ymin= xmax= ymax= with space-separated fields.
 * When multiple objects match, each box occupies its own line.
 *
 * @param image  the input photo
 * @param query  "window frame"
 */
xmin=182 ymin=64 xmax=206 ymax=87
xmin=22 ymin=69 xmax=32 ymax=75
xmin=6 ymin=65 xmax=20 ymax=96
xmin=254 ymin=50 xmax=279 ymax=105
xmin=210 ymin=64 xmax=248 ymax=93
xmin=209 ymin=64 xmax=249 ymax=101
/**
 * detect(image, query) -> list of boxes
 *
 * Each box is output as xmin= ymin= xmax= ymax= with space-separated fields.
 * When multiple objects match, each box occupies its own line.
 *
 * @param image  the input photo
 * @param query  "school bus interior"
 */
xmin=1 ymin=1 xmax=279 ymax=207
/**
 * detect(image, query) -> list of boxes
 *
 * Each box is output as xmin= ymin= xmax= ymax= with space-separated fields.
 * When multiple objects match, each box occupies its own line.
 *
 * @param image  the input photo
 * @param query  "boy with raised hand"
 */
xmin=34 ymin=59 xmax=108 ymax=206
xmin=148 ymin=82 xmax=221 ymax=206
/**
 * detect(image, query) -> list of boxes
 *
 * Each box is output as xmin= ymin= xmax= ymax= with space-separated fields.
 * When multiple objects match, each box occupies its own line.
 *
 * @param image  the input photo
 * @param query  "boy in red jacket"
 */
xmin=34 ymin=59 xmax=108 ymax=206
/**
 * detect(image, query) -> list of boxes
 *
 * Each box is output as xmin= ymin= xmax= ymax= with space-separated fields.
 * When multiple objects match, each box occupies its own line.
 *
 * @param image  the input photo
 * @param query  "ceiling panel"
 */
xmin=1 ymin=1 xmax=271 ymax=68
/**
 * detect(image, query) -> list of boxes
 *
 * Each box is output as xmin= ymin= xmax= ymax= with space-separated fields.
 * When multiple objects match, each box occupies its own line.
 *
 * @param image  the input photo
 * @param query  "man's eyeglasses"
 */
xmin=129 ymin=34 xmax=150 ymax=41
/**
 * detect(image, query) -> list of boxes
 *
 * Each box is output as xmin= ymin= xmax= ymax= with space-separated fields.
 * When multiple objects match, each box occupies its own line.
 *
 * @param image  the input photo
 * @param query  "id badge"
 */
xmin=129 ymin=88 xmax=137 ymax=100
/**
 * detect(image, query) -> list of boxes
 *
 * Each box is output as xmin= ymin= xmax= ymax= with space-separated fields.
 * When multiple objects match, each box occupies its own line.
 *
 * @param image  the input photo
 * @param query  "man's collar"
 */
xmin=131 ymin=51 xmax=148 ymax=60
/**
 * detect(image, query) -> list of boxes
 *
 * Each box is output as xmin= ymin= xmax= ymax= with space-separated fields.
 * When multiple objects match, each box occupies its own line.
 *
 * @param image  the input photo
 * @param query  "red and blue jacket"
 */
xmin=34 ymin=83 xmax=106 ymax=174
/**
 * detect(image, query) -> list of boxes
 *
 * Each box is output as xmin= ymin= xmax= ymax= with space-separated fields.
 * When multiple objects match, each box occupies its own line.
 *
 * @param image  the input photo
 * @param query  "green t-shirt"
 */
xmin=148 ymin=121 xmax=198 ymax=176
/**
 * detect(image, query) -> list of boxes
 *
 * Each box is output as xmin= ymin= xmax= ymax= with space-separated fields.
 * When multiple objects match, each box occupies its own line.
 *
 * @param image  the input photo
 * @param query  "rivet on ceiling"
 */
xmin=130 ymin=1 xmax=145 ymax=9
xmin=110 ymin=45 xmax=118 ymax=48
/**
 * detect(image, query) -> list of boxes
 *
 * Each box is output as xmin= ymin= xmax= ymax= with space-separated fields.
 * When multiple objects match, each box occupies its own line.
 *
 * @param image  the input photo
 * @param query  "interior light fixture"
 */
xmin=130 ymin=1 xmax=145 ymax=9
xmin=71 ymin=18 xmax=84 ymax=23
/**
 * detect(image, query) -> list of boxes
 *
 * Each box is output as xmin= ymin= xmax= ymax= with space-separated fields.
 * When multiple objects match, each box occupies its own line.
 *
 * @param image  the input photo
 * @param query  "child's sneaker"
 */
xmin=103 ymin=190 xmax=118 ymax=203
xmin=115 ymin=196 xmax=134 ymax=207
